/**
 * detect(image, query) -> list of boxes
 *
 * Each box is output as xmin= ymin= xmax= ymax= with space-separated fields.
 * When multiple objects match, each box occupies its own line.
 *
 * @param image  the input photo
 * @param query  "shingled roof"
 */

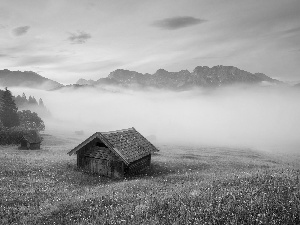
xmin=68 ymin=127 xmax=158 ymax=165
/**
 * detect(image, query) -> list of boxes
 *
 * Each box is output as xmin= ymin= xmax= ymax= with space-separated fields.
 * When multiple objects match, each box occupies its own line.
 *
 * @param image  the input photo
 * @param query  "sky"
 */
xmin=0 ymin=0 xmax=300 ymax=84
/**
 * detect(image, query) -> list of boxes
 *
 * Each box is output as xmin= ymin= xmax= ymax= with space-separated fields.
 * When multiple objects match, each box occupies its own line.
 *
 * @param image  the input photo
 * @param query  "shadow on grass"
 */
xmin=125 ymin=160 xmax=211 ymax=180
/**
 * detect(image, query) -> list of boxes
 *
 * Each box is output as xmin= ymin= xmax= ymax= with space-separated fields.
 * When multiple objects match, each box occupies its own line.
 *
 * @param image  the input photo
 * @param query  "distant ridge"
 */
xmin=0 ymin=66 xmax=283 ymax=91
xmin=75 ymin=65 xmax=282 ymax=90
xmin=76 ymin=78 xmax=95 ymax=86
xmin=0 ymin=69 xmax=63 ymax=90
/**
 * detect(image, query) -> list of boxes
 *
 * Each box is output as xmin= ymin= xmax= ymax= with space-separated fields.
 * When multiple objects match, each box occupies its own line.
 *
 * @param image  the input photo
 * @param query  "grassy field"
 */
xmin=0 ymin=133 xmax=300 ymax=224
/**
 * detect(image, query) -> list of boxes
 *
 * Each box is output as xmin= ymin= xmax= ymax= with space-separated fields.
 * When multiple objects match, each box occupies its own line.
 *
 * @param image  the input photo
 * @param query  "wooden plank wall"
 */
xmin=77 ymin=138 xmax=124 ymax=177
xmin=127 ymin=154 xmax=151 ymax=174
xmin=29 ymin=143 xmax=40 ymax=150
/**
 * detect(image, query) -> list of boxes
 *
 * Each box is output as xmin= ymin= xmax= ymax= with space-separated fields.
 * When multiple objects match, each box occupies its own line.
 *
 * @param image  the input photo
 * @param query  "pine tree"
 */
xmin=32 ymin=96 xmax=38 ymax=105
xmin=21 ymin=93 xmax=28 ymax=107
xmin=28 ymin=96 xmax=33 ymax=103
xmin=0 ymin=87 xmax=20 ymax=128
xmin=14 ymin=95 xmax=24 ymax=107
xmin=28 ymin=96 xmax=37 ymax=105
xmin=38 ymin=98 xmax=45 ymax=107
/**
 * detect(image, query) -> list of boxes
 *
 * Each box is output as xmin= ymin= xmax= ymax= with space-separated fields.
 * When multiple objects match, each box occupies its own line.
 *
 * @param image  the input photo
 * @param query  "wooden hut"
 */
xmin=19 ymin=130 xmax=42 ymax=150
xmin=68 ymin=127 xmax=159 ymax=178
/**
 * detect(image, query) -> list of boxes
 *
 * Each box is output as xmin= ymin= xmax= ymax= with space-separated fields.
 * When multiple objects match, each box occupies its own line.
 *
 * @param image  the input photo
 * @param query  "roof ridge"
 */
xmin=100 ymin=127 xmax=134 ymax=134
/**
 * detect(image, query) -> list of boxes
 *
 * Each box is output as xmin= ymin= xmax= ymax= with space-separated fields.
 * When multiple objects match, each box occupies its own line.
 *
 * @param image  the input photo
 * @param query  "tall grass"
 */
xmin=0 ymin=134 xmax=299 ymax=224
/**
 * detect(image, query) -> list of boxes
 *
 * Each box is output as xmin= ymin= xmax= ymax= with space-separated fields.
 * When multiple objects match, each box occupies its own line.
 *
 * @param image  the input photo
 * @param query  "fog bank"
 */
xmin=9 ymin=85 xmax=300 ymax=152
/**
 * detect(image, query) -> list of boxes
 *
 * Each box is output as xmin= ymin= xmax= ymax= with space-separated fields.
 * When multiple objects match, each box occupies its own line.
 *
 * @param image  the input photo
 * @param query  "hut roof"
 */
xmin=68 ymin=127 xmax=159 ymax=165
xmin=22 ymin=130 xmax=42 ymax=144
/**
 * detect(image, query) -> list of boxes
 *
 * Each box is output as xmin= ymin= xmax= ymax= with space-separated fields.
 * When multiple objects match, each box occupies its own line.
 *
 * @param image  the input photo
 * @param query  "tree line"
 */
xmin=0 ymin=87 xmax=45 ymax=132
xmin=14 ymin=93 xmax=45 ymax=108
xmin=14 ymin=93 xmax=50 ymax=118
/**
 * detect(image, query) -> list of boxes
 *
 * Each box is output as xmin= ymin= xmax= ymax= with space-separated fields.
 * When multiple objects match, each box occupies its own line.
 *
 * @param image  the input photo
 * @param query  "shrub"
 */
xmin=0 ymin=127 xmax=27 ymax=145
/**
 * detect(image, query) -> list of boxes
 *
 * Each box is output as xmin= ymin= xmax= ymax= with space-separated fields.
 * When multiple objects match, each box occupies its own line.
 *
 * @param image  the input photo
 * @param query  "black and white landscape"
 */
xmin=1 ymin=1 xmax=300 ymax=224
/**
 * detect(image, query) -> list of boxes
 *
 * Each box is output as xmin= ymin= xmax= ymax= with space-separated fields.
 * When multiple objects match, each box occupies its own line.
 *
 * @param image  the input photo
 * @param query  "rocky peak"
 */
xmin=76 ymin=78 xmax=95 ymax=85
xmin=107 ymin=69 xmax=145 ymax=85
xmin=77 ymin=65 xmax=282 ymax=90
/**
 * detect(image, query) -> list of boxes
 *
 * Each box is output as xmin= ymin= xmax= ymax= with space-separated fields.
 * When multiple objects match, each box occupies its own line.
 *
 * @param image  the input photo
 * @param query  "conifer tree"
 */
xmin=28 ymin=96 xmax=38 ymax=105
xmin=0 ymin=88 xmax=20 ymax=128
xmin=14 ymin=95 xmax=24 ymax=107
xmin=32 ymin=96 xmax=38 ymax=105
xmin=28 ymin=96 xmax=33 ymax=103
xmin=20 ymin=93 xmax=28 ymax=107
xmin=38 ymin=98 xmax=45 ymax=107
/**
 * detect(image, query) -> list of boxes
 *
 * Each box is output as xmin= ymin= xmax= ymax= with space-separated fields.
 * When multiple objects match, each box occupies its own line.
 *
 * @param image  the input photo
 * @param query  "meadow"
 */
xmin=0 ymin=132 xmax=299 ymax=224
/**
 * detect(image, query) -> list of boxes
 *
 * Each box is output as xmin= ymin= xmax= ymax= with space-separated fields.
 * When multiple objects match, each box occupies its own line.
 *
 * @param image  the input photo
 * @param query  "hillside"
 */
xmin=76 ymin=65 xmax=282 ymax=90
xmin=0 ymin=69 xmax=63 ymax=90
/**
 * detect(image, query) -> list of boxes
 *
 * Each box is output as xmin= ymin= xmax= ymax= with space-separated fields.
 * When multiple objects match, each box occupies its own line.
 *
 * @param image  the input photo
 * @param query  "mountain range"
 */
xmin=76 ymin=65 xmax=282 ymax=90
xmin=0 ymin=66 xmax=285 ymax=91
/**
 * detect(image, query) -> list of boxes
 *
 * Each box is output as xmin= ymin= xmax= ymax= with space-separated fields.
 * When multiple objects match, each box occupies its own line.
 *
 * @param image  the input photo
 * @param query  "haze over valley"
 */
xmin=3 ymin=68 xmax=300 ymax=153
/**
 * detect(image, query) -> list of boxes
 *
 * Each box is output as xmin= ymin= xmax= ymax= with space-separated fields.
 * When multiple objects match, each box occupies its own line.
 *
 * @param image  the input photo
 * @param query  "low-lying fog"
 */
xmin=9 ymin=85 xmax=300 ymax=153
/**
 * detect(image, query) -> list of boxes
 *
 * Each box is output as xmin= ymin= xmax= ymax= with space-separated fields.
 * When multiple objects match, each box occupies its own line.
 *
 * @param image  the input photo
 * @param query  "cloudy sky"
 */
xmin=0 ymin=0 xmax=299 ymax=84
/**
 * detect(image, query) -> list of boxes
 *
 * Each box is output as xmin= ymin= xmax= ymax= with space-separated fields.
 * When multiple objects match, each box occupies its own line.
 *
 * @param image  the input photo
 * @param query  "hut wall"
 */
xmin=77 ymin=145 xmax=87 ymax=168
xmin=29 ymin=143 xmax=40 ymax=150
xmin=19 ymin=140 xmax=40 ymax=150
xmin=83 ymin=158 xmax=112 ymax=176
xmin=76 ymin=138 xmax=124 ymax=178
xmin=126 ymin=154 xmax=151 ymax=174
xmin=77 ymin=139 xmax=100 ymax=167
xmin=19 ymin=140 xmax=29 ymax=150
xmin=112 ymin=161 xmax=125 ymax=178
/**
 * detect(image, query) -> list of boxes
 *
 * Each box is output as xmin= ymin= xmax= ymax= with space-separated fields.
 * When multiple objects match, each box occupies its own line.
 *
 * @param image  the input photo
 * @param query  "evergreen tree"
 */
xmin=0 ymin=87 xmax=20 ymax=128
xmin=21 ymin=93 xmax=29 ymax=108
xmin=32 ymin=96 xmax=38 ymax=105
xmin=38 ymin=98 xmax=45 ymax=107
xmin=28 ymin=96 xmax=38 ymax=105
xmin=28 ymin=96 xmax=33 ymax=103
xmin=14 ymin=95 xmax=24 ymax=107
